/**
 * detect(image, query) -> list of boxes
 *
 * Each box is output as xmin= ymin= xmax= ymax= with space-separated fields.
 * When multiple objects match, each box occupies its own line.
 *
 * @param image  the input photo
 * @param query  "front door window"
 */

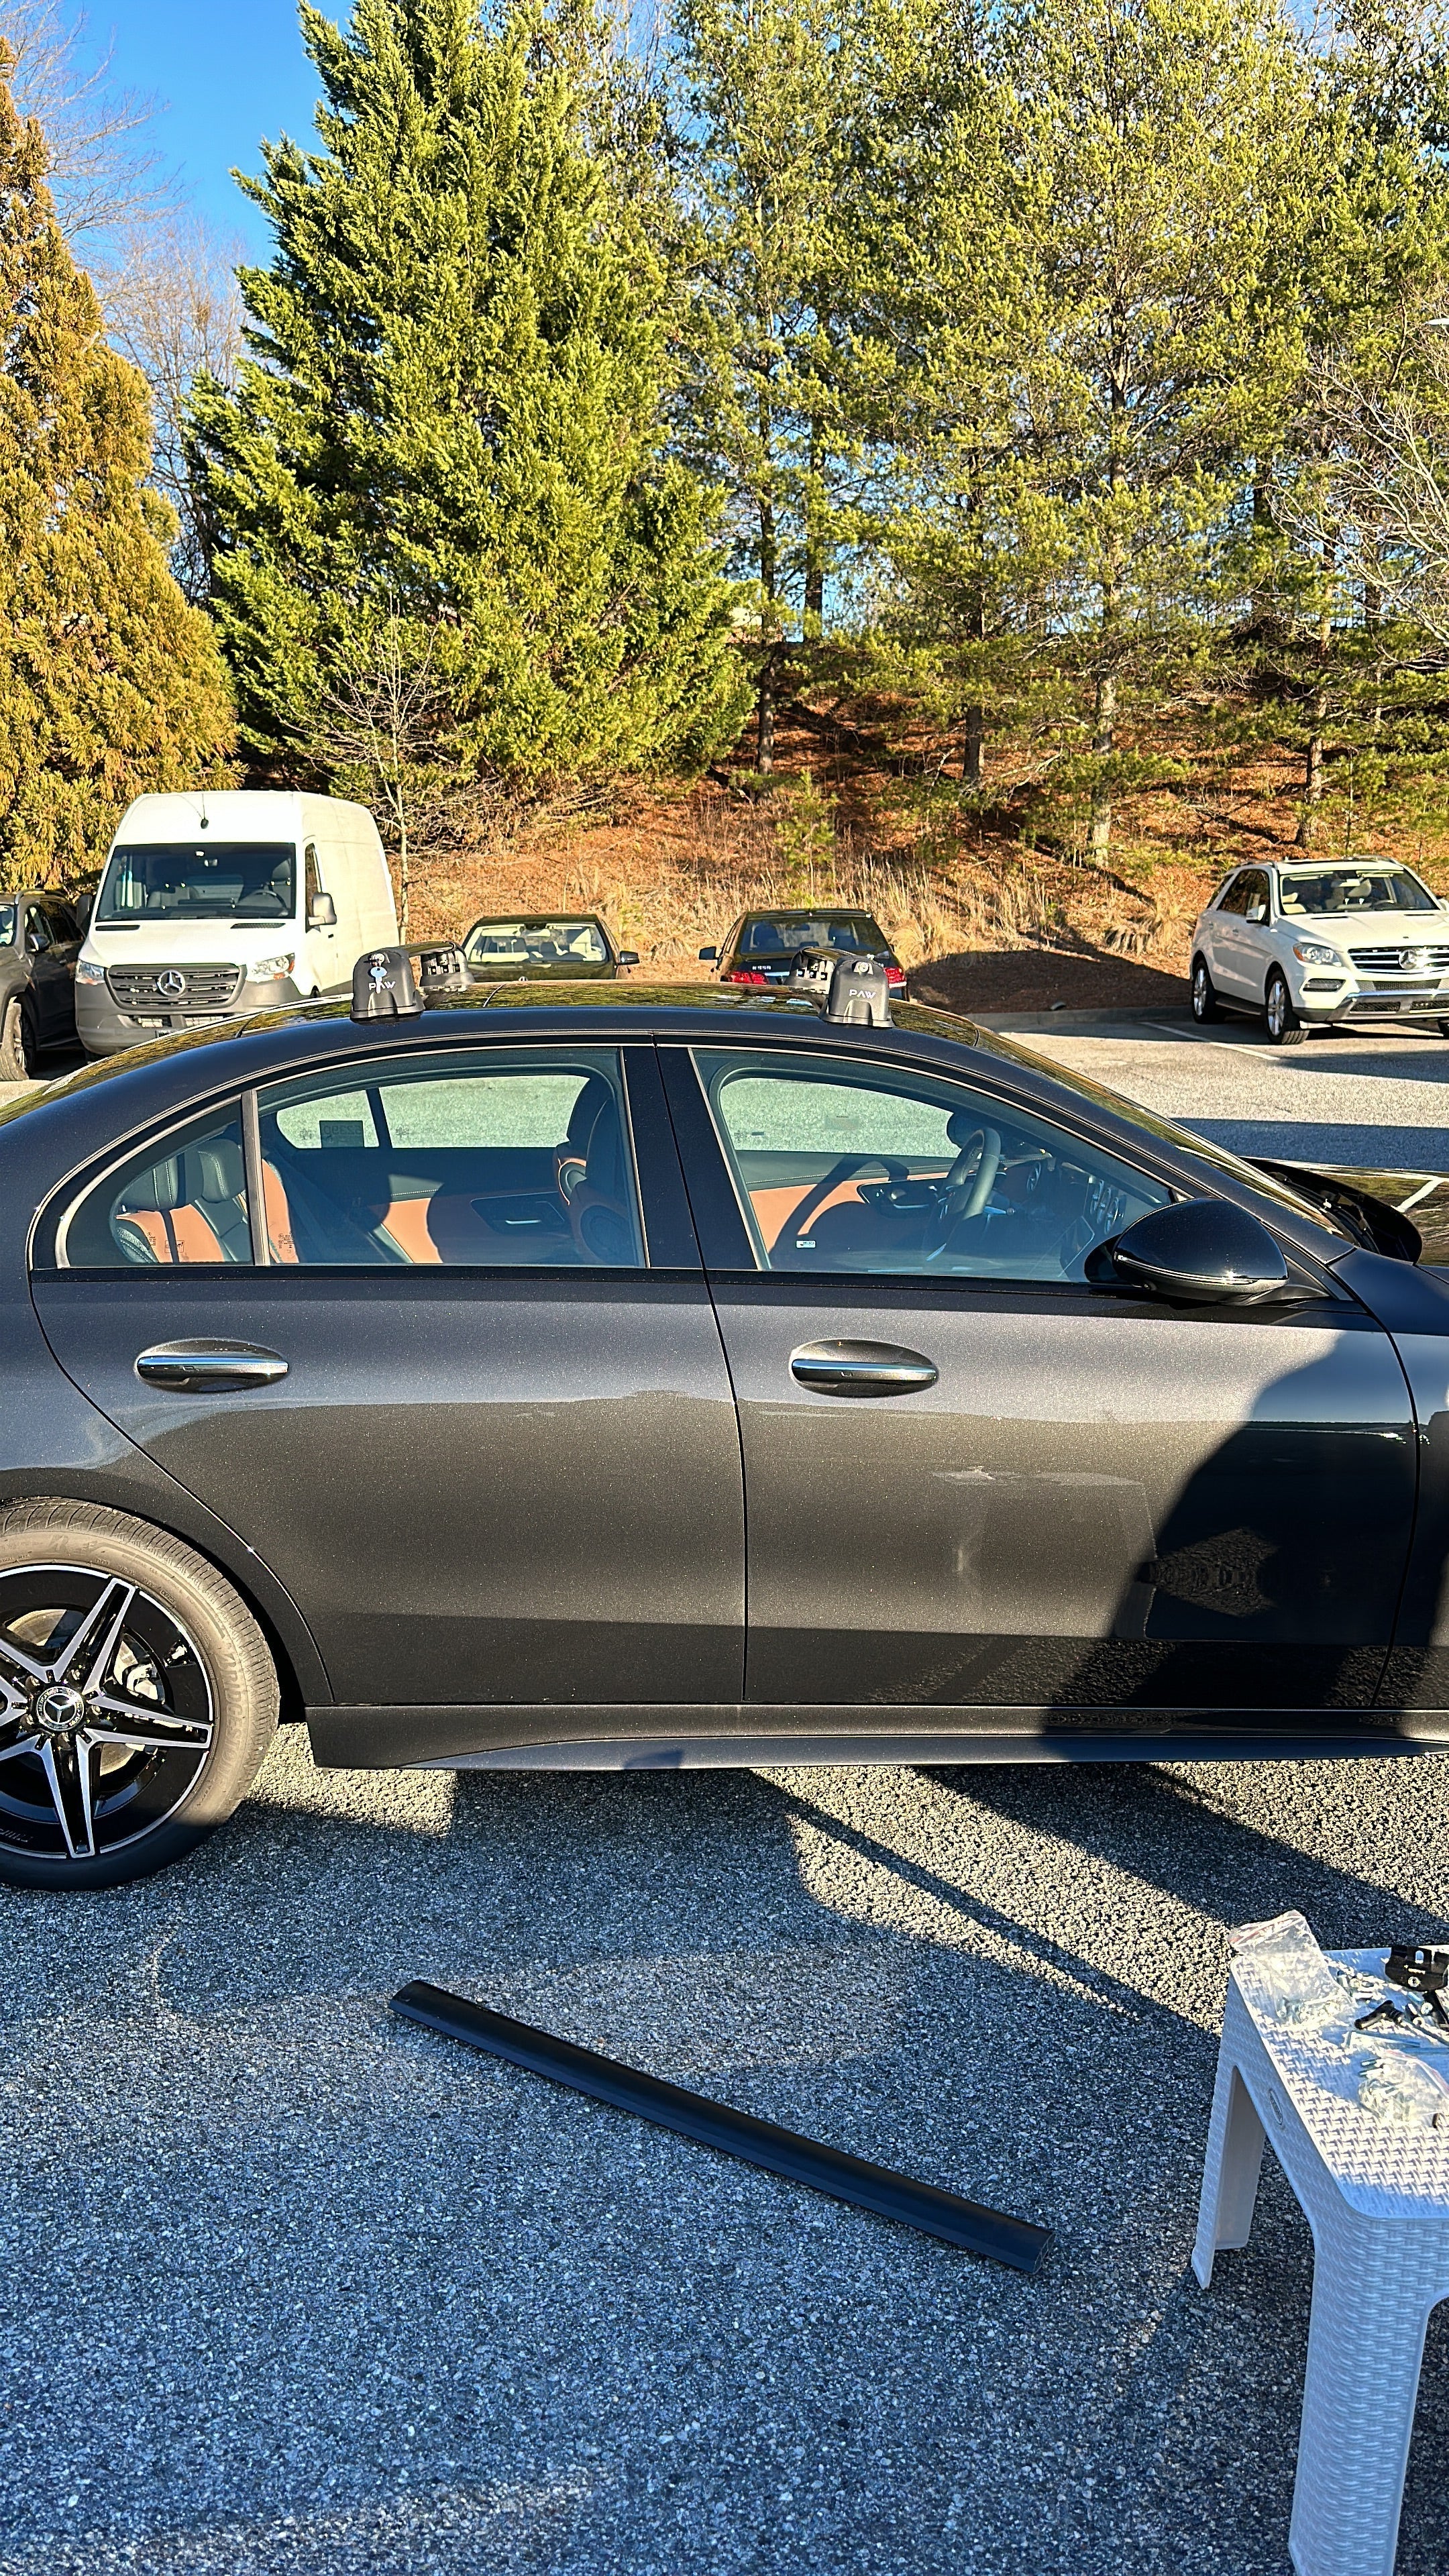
xmin=692 ymin=1048 xmax=1172 ymax=1279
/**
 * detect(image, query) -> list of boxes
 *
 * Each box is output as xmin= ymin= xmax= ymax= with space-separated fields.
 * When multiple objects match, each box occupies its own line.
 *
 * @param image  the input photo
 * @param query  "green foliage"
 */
xmin=188 ymin=0 xmax=750 ymax=805
xmin=0 ymin=61 xmax=233 ymax=888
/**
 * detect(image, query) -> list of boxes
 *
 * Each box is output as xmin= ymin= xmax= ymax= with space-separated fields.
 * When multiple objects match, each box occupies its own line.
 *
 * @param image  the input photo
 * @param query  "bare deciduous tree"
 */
xmin=1283 ymin=332 xmax=1449 ymax=648
xmin=315 ymin=608 xmax=455 ymax=941
xmin=105 ymin=218 xmax=244 ymax=600
xmin=0 ymin=0 xmax=176 ymax=244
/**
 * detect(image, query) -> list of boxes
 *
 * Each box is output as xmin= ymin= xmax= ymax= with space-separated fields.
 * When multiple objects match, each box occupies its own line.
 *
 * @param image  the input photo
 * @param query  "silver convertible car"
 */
xmin=2 ymin=971 xmax=1448 ymax=1892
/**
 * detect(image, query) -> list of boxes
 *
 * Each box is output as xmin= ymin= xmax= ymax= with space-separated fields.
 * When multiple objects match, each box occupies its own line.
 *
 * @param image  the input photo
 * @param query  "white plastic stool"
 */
xmin=1194 ymin=1949 xmax=1449 ymax=2576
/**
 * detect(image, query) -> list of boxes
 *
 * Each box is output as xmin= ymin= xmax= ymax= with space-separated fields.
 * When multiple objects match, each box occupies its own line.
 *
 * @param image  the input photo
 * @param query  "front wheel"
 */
xmin=1189 ymin=955 xmax=1221 ymax=1024
xmin=0 ymin=1501 xmax=278 ymax=1889
xmin=1264 ymin=970 xmax=1305 ymax=1047
xmin=0 ymin=994 xmax=37 ymax=1081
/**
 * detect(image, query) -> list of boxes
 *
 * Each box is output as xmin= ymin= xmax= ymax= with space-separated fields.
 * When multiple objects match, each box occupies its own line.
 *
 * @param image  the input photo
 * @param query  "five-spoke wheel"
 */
xmin=0 ymin=1504 xmax=278 ymax=1888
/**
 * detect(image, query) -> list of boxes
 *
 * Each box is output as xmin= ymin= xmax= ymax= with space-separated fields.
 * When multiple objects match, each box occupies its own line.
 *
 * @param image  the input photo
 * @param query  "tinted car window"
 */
xmin=256 ymin=1046 xmax=644 ymax=1267
xmin=62 ymin=1104 xmax=252 ymax=1267
xmin=0 ymin=903 xmax=13 ymax=947
xmin=1216 ymin=875 xmax=1250 ymax=915
xmin=694 ymin=1048 xmax=1172 ymax=1280
xmin=735 ymin=914 xmax=887 ymax=959
xmin=24 ymin=907 xmax=52 ymax=951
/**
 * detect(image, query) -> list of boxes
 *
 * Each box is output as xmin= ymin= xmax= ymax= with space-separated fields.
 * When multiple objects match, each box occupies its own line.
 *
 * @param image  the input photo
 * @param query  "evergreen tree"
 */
xmin=0 ymin=48 xmax=234 ymax=887
xmin=189 ymin=0 xmax=748 ymax=798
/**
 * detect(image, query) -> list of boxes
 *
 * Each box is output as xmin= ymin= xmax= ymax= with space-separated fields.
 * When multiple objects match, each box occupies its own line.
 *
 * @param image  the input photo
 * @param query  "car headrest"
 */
xmin=566 ymin=1074 xmax=613 ymax=1150
xmin=121 ymin=1153 xmax=184 ymax=1214
xmin=190 ymin=1141 xmax=246 ymax=1201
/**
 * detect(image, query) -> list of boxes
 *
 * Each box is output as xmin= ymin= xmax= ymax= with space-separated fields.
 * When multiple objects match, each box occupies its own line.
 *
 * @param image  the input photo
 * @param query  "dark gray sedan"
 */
xmin=0 ymin=890 xmax=82 ymax=1077
xmin=2 ymin=975 xmax=1448 ymax=1891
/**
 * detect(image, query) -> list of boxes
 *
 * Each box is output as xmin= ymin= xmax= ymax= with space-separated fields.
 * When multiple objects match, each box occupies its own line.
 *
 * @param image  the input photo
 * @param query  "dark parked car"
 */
xmin=461 ymin=913 xmax=638 ymax=979
xmin=0 ymin=890 xmax=83 ymax=1078
xmin=701 ymin=907 xmax=906 ymax=991
xmin=2 ymin=971 xmax=1448 ymax=1892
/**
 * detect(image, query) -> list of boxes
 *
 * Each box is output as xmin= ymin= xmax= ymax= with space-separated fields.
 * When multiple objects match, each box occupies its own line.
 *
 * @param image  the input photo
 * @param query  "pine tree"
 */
xmin=0 ymin=49 xmax=234 ymax=888
xmin=189 ymin=0 xmax=748 ymax=799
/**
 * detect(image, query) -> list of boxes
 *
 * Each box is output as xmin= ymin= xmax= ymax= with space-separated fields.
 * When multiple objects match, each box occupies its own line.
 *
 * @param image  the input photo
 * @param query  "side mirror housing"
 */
xmin=74 ymin=891 xmax=93 ymax=931
xmin=1106 ymin=1199 xmax=1293 ymax=1304
xmin=698 ymin=946 xmax=717 ymax=962
xmin=618 ymin=949 xmax=639 ymax=967
xmin=309 ymin=891 xmax=337 ymax=928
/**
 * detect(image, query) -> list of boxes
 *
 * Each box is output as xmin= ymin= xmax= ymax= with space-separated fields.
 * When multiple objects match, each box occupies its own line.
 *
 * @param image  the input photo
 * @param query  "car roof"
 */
xmin=466 ymin=912 xmax=608 ymax=927
xmin=733 ymin=906 xmax=879 ymax=922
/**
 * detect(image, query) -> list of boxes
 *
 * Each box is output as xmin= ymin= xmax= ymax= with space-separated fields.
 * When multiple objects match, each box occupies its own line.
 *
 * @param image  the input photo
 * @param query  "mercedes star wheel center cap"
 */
xmin=32 ymin=1684 xmax=87 ymax=1734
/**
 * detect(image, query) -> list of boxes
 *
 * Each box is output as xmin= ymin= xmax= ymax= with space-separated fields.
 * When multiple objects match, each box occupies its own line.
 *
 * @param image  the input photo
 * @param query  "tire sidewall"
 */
xmin=0 ymin=1505 xmax=278 ymax=1891
xmin=0 ymin=995 xmax=34 ymax=1082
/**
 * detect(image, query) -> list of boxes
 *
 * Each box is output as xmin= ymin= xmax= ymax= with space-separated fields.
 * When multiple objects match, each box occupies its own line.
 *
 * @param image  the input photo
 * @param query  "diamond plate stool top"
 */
xmin=1195 ymin=1945 xmax=1449 ymax=2576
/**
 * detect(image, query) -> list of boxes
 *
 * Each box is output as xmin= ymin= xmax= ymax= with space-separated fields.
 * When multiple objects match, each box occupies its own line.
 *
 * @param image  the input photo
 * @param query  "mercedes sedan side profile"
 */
xmin=3 ymin=977 xmax=1449 ymax=1892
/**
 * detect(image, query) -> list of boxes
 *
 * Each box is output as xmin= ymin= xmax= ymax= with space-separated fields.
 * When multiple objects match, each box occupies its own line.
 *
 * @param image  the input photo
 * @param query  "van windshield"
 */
xmin=97 ymin=843 xmax=298 ymax=923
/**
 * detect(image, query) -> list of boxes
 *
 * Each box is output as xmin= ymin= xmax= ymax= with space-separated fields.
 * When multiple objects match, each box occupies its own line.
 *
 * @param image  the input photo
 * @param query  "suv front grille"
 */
xmin=1348 ymin=944 xmax=1449 ymax=972
xmin=105 ymin=964 xmax=244 ymax=1014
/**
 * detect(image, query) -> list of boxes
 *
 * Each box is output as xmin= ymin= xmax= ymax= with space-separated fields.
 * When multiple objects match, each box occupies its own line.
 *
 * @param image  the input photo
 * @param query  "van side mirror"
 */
xmin=74 ymin=891 xmax=93 ymax=932
xmin=309 ymin=891 xmax=336 ymax=928
xmin=1104 ymin=1200 xmax=1292 ymax=1304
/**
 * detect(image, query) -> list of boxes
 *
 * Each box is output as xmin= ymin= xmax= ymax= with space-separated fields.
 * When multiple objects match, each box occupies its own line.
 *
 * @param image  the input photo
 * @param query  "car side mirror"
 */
xmin=309 ymin=892 xmax=337 ymax=928
xmin=698 ymin=946 xmax=717 ymax=961
xmin=1246 ymin=904 xmax=1267 ymax=923
xmin=618 ymin=949 xmax=639 ymax=967
xmin=1105 ymin=1200 xmax=1293 ymax=1304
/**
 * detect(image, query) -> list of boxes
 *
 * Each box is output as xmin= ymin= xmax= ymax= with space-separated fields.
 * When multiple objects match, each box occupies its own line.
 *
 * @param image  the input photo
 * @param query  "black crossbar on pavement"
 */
xmin=390 ymin=1980 xmax=1051 ymax=2275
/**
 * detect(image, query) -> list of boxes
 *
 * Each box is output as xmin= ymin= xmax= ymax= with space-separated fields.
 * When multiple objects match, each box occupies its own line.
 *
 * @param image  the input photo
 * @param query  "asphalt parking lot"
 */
xmin=5 ymin=1007 xmax=1449 ymax=2575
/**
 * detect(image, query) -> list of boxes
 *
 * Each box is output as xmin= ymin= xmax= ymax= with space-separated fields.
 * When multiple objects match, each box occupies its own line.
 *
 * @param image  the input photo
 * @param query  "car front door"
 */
xmin=23 ymin=903 xmax=75 ymax=1045
xmin=1212 ymin=868 xmax=1271 ymax=1000
xmin=32 ymin=1040 xmax=744 ymax=1737
xmin=663 ymin=1041 xmax=1415 ymax=1724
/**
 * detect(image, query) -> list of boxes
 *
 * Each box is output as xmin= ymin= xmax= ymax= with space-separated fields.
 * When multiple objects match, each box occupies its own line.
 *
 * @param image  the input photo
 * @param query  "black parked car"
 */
xmin=0 ymin=890 xmax=83 ymax=1078
xmin=461 ymin=913 xmax=639 ymax=979
xmin=2 ymin=971 xmax=1448 ymax=1892
xmin=701 ymin=907 xmax=906 ymax=991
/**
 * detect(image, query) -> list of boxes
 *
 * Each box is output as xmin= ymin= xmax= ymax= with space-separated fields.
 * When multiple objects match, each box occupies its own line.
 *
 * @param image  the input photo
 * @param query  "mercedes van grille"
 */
xmin=105 ymin=964 xmax=244 ymax=1013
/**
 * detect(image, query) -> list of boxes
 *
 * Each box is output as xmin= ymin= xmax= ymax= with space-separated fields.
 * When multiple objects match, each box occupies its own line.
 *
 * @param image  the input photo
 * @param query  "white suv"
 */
xmin=1189 ymin=859 xmax=1449 ymax=1046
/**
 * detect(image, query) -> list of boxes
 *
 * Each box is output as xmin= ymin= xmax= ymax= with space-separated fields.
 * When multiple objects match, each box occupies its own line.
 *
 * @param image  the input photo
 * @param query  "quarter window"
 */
xmin=693 ymin=1049 xmax=1173 ymax=1281
xmin=255 ymin=1047 xmax=645 ymax=1266
xmin=62 ymin=1104 xmax=252 ymax=1267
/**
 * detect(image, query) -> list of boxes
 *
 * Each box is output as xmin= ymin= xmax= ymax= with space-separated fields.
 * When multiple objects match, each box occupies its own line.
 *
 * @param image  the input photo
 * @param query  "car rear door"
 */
xmin=32 ymin=1040 xmax=743 ymax=1740
xmin=23 ymin=902 xmax=76 ymax=1044
xmin=661 ymin=1040 xmax=1415 ymax=1724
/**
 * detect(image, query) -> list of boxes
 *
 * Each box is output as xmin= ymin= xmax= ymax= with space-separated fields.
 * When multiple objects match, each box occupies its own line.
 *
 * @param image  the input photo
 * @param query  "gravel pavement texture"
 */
xmin=993 ymin=1012 xmax=1449 ymax=1171
xmin=4 ymin=1738 xmax=1449 ymax=2575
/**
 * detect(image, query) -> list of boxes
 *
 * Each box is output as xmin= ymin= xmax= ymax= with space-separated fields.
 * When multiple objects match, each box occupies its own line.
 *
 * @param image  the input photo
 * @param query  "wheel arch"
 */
xmin=0 ymin=1473 xmax=324 ymax=1724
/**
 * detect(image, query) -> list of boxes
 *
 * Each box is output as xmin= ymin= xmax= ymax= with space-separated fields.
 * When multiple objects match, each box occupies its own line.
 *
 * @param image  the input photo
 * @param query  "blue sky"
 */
xmin=97 ymin=0 xmax=325 ymax=254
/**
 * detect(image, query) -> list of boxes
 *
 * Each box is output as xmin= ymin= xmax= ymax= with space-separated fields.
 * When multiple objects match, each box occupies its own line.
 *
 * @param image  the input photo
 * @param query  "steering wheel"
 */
xmin=784 ymin=1155 xmax=905 ymax=1251
xmin=922 ymin=1126 xmax=1002 ymax=1264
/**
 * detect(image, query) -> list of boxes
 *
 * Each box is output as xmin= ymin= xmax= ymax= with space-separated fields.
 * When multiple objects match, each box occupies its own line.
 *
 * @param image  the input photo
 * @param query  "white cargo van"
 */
xmin=74 ymin=790 xmax=398 ymax=1056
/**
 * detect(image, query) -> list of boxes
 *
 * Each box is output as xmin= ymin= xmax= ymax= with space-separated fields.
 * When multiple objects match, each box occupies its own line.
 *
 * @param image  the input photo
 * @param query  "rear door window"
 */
xmin=255 ymin=1047 xmax=645 ymax=1266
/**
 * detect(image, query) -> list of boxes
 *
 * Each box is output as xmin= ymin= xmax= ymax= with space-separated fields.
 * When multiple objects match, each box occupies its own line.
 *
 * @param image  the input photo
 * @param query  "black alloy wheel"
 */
xmin=1189 ymin=956 xmax=1220 ymax=1024
xmin=0 ymin=994 xmax=38 ymax=1081
xmin=1264 ymin=969 xmax=1305 ymax=1047
xmin=0 ymin=1503 xmax=278 ymax=1889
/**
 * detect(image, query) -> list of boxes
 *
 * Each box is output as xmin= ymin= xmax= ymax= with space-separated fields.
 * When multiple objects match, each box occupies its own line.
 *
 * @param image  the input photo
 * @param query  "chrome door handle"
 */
xmin=790 ymin=1339 xmax=938 ymax=1397
xmin=135 ymin=1339 xmax=288 ymax=1391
